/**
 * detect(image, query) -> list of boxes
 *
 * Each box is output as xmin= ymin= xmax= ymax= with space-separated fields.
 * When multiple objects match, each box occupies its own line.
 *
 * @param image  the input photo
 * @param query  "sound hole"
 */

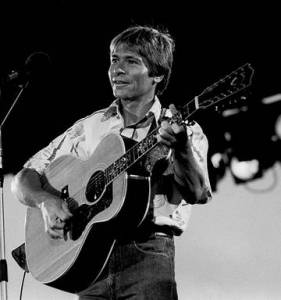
xmin=85 ymin=170 xmax=106 ymax=203
xmin=66 ymin=183 xmax=113 ymax=241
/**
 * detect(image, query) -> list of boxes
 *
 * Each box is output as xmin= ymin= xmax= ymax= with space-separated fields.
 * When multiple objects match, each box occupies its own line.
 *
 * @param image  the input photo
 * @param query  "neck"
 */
xmin=120 ymin=96 xmax=155 ymax=127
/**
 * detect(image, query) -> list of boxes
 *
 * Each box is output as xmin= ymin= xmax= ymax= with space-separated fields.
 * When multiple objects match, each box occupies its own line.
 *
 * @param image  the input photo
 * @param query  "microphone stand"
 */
xmin=0 ymin=80 xmax=29 ymax=300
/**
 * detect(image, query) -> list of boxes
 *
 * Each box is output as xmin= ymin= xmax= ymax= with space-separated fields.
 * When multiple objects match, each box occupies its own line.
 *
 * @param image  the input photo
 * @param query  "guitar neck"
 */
xmin=105 ymin=126 xmax=160 ymax=184
xmin=104 ymin=62 xmax=254 ymax=184
xmin=104 ymin=97 xmax=198 ymax=184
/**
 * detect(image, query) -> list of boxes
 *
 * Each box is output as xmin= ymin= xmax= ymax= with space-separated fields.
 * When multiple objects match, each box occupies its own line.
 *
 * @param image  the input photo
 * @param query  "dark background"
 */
xmin=0 ymin=2 xmax=280 ymax=187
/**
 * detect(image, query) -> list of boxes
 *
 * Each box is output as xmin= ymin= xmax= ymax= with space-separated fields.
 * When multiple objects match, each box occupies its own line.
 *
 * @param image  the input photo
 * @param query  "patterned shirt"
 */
xmin=24 ymin=97 xmax=212 ymax=235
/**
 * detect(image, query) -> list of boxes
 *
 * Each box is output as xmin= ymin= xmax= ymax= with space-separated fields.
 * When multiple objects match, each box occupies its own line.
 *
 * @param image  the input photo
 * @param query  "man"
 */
xmin=12 ymin=25 xmax=212 ymax=299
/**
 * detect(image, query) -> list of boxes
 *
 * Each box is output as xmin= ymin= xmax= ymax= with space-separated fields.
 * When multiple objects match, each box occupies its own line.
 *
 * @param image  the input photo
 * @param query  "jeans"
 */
xmin=78 ymin=234 xmax=178 ymax=299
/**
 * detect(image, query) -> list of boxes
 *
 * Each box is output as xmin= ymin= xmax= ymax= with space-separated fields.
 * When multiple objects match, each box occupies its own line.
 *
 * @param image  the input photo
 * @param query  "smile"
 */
xmin=113 ymin=82 xmax=130 ymax=88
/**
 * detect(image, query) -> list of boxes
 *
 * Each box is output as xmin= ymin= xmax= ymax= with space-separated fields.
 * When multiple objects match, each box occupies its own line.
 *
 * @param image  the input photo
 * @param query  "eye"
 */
xmin=127 ymin=59 xmax=138 ymax=64
xmin=110 ymin=57 xmax=118 ymax=64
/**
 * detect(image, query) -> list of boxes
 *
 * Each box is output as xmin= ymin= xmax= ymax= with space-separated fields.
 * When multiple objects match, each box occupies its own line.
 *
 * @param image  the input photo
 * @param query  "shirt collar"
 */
xmin=103 ymin=96 xmax=162 ymax=122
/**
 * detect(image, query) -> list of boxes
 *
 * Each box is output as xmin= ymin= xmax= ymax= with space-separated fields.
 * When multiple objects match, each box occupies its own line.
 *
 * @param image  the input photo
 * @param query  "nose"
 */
xmin=110 ymin=62 xmax=126 ymax=76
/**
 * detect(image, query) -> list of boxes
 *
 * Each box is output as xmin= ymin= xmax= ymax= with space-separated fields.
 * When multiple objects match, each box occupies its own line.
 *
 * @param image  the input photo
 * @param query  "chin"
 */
xmin=113 ymin=89 xmax=123 ymax=98
xmin=114 ymin=91 xmax=132 ymax=100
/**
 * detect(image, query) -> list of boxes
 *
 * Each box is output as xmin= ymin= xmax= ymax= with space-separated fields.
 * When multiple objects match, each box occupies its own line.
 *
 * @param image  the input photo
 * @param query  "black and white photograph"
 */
xmin=0 ymin=2 xmax=281 ymax=300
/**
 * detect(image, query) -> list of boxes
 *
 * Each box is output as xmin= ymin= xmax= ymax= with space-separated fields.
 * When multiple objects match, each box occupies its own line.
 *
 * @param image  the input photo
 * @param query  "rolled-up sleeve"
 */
xmin=188 ymin=121 xmax=212 ymax=203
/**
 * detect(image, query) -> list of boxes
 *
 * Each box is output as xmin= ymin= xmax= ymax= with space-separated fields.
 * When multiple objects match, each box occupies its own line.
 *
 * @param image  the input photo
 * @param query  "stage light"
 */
xmin=207 ymin=92 xmax=281 ymax=189
xmin=222 ymin=105 xmax=248 ymax=118
xmin=262 ymin=93 xmax=281 ymax=105
xmin=230 ymin=157 xmax=262 ymax=183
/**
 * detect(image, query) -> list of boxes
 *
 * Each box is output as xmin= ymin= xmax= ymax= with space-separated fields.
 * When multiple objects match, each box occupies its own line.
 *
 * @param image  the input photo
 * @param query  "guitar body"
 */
xmin=24 ymin=63 xmax=254 ymax=294
xmin=25 ymin=133 xmax=151 ymax=293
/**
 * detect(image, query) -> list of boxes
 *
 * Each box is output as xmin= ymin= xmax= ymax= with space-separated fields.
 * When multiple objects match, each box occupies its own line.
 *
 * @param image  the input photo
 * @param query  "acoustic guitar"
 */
xmin=24 ymin=63 xmax=254 ymax=293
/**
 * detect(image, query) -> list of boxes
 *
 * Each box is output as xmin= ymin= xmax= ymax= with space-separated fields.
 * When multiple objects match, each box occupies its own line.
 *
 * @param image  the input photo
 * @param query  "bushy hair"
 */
xmin=110 ymin=25 xmax=175 ymax=95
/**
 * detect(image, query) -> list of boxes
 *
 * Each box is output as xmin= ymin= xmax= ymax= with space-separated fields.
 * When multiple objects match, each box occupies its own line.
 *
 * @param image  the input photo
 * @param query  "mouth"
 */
xmin=112 ymin=79 xmax=130 ymax=87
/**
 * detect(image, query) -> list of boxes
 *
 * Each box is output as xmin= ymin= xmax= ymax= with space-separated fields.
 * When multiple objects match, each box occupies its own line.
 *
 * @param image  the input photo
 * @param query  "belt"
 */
xmin=133 ymin=223 xmax=174 ymax=241
xmin=144 ymin=231 xmax=173 ymax=239
xmin=116 ymin=222 xmax=174 ymax=244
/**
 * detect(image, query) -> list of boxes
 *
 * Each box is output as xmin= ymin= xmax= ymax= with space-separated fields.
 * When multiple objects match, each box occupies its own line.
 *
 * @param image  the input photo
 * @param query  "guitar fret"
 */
xmin=105 ymin=132 xmax=158 ymax=184
xmin=104 ymin=63 xmax=254 ymax=185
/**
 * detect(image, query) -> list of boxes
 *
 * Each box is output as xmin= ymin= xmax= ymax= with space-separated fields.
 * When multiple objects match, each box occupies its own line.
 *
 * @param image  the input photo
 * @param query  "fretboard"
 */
xmin=104 ymin=62 xmax=254 ymax=184
xmin=104 ymin=97 xmax=198 ymax=184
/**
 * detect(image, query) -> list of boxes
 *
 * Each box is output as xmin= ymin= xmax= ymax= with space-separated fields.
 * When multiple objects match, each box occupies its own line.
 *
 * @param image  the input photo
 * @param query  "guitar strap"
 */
xmin=159 ymin=107 xmax=167 ymax=124
xmin=141 ymin=107 xmax=172 ymax=176
xmin=146 ymin=107 xmax=166 ymax=135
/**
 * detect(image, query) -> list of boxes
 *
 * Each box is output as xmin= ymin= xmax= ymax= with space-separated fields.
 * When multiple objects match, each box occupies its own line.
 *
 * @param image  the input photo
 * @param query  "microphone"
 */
xmin=6 ymin=51 xmax=51 ymax=84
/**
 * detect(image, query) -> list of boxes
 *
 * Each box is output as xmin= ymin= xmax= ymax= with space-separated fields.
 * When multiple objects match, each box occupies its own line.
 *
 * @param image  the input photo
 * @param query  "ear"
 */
xmin=153 ymin=75 xmax=164 ymax=83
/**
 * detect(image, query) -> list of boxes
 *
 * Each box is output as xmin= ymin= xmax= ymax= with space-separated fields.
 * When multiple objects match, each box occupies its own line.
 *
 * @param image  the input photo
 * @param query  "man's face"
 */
xmin=108 ymin=44 xmax=156 ymax=101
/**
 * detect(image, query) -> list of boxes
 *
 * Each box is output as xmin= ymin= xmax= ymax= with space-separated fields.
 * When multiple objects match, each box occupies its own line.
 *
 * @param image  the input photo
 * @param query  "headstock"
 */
xmin=197 ymin=63 xmax=254 ymax=110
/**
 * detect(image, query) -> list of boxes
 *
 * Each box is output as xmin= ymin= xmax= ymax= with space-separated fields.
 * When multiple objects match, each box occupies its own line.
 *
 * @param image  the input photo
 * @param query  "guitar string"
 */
xmin=86 ymin=97 xmax=196 ymax=191
xmin=84 ymin=121 xmax=170 ymax=198
xmin=78 ymin=64 xmax=253 ymax=197
xmin=84 ymin=99 xmax=193 ymax=194
xmin=84 ymin=104 xmax=243 ymax=193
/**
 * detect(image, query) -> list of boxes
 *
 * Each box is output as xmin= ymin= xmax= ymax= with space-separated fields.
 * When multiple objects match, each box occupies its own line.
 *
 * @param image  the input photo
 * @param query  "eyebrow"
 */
xmin=111 ymin=53 xmax=142 ymax=62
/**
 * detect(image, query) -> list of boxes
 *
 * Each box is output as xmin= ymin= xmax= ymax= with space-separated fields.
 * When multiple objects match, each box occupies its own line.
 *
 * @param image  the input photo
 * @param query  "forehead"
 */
xmin=110 ymin=43 xmax=141 ymax=58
